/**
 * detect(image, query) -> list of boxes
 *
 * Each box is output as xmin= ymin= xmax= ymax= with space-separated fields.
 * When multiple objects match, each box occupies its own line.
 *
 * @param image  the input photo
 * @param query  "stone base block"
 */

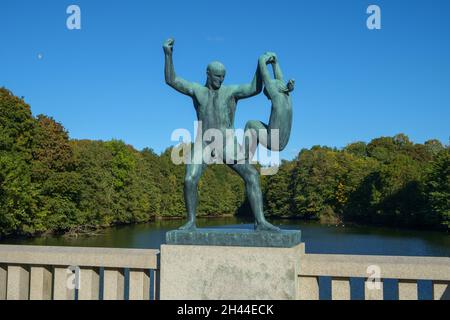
xmin=160 ymin=243 xmax=304 ymax=300
xmin=166 ymin=228 xmax=302 ymax=248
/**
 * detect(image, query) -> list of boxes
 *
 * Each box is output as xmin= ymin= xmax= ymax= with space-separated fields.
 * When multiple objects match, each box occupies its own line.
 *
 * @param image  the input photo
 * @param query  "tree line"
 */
xmin=0 ymin=88 xmax=448 ymax=237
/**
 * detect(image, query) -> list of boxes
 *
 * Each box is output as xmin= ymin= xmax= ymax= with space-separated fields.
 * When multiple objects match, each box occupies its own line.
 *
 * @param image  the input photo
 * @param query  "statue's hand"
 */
xmin=163 ymin=38 xmax=174 ymax=55
xmin=287 ymin=79 xmax=295 ymax=92
xmin=264 ymin=51 xmax=277 ymax=64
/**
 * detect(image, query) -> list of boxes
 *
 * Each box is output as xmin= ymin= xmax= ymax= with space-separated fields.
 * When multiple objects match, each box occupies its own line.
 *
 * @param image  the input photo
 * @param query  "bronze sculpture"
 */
xmin=163 ymin=38 xmax=294 ymax=233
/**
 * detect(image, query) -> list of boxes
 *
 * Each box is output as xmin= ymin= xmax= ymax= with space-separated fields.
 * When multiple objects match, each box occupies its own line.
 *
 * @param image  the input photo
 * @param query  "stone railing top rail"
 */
xmin=0 ymin=245 xmax=159 ymax=269
xmin=299 ymin=253 xmax=450 ymax=281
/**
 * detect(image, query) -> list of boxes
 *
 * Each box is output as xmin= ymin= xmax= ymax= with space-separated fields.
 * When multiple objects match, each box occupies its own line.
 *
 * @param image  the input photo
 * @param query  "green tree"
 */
xmin=0 ymin=88 xmax=38 ymax=235
xmin=426 ymin=149 xmax=450 ymax=230
xmin=264 ymin=161 xmax=294 ymax=218
xmin=31 ymin=115 xmax=81 ymax=233
xmin=344 ymin=141 xmax=367 ymax=157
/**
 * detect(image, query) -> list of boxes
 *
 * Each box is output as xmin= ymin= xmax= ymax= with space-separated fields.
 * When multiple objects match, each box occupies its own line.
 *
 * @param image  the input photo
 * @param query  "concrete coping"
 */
xmin=299 ymin=253 xmax=450 ymax=281
xmin=0 ymin=245 xmax=159 ymax=269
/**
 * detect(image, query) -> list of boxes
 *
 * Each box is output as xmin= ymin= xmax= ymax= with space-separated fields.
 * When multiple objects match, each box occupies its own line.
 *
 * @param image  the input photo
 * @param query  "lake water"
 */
xmin=1 ymin=217 xmax=449 ymax=300
xmin=2 ymin=217 xmax=448 ymax=256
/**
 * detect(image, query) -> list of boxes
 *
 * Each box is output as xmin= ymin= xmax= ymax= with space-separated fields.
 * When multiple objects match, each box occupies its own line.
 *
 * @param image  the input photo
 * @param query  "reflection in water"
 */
xmin=1 ymin=217 xmax=449 ymax=257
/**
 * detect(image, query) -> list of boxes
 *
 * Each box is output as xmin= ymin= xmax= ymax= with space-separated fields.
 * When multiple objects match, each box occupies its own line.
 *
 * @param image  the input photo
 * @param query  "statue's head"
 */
xmin=206 ymin=61 xmax=226 ymax=90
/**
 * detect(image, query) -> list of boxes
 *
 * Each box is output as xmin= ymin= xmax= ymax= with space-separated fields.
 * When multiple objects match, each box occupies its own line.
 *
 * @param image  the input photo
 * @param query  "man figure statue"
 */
xmin=163 ymin=38 xmax=279 ymax=232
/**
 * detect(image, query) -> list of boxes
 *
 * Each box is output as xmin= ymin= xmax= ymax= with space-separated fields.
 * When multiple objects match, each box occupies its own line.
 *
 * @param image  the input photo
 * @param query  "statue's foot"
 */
xmin=178 ymin=220 xmax=197 ymax=231
xmin=255 ymin=220 xmax=281 ymax=232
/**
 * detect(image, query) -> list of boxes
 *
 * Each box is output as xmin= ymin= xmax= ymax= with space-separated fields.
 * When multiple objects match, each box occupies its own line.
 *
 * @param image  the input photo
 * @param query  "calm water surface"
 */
xmin=2 ymin=217 xmax=448 ymax=257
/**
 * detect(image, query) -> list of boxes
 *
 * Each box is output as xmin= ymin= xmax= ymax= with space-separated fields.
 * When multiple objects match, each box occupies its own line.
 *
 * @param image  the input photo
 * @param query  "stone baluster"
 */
xmin=129 ymin=269 xmax=150 ymax=300
xmin=331 ymin=277 xmax=351 ymax=300
xmin=0 ymin=264 xmax=7 ymax=300
xmin=103 ymin=268 xmax=125 ymax=300
xmin=364 ymin=278 xmax=383 ymax=300
xmin=398 ymin=280 xmax=418 ymax=300
xmin=298 ymin=276 xmax=319 ymax=300
xmin=6 ymin=265 xmax=29 ymax=300
xmin=30 ymin=266 xmax=52 ymax=300
xmin=432 ymin=281 xmax=450 ymax=300
xmin=78 ymin=267 xmax=100 ymax=300
xmin=53 ymin=266 xmax=75 ymax=300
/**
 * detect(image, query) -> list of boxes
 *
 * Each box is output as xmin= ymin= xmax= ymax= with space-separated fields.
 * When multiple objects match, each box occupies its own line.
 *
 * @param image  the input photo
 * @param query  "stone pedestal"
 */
xmin=160 ymin=243 xmax=304 ymax=300
xmin=166 ymin=228 xmax=302 ymax=248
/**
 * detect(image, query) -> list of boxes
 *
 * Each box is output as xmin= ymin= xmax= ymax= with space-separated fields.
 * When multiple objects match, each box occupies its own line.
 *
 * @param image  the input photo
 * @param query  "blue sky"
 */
xmin=1 ymin=0 xmax=449 ymax=159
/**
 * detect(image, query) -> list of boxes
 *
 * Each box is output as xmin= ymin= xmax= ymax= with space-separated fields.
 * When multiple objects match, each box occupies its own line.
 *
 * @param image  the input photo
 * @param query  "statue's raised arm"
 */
xmin=163 ymin=38 xmax=198 ymax=97
xmin=230 ymin=62 xmax=263 ymax=100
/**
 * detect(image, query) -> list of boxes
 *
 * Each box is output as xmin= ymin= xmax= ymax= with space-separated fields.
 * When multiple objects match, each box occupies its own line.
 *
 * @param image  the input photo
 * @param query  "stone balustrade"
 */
xmin=297 ymin=252 xmax=450 ymax=300
xmin=0 ymin=244 xmax=449 ymax=300
xmin=0 ymin=245 xmax=159 ymax=300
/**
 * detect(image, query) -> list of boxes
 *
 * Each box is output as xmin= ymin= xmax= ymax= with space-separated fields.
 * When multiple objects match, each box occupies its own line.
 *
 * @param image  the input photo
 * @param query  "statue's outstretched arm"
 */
xmin=272 ymin=59 xmax=284 ymax=81
xmin=258 ymin=53 xmax=273 ymax=84
xmin=163 ymin=38 xmax=197 ymax=97
xmin=231 ymin=62 xmax=262 ymax=100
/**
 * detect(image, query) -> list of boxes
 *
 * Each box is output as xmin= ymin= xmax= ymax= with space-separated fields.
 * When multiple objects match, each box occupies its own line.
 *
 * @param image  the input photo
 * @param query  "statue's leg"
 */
xmin=180 ymin=162 xmax=206 ymax=230
xmin=244 ymin=120 xmax=268 ymax=160
xmin=229 ymin=163 xmax=280 ymax=232
xmin=267 ymin=105 xmax=292 ymax=151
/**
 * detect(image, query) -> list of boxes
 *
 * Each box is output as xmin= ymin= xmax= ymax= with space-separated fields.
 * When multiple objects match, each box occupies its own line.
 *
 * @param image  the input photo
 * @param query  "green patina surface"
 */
xmin=166 ymin=228 xmax=301 ymax=248
xmin=163 ymin=38 xmax=295 ymax=236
